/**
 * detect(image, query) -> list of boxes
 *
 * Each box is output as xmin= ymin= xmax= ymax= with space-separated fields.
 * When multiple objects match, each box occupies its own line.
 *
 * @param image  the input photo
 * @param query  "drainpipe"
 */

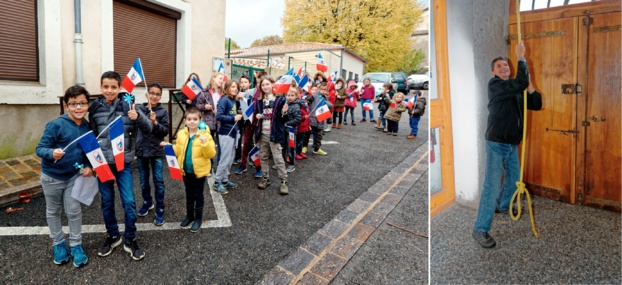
xmin=339 ymin=48 xmax=344 ymax=79
xmin=74 ymin=0 xmax=84 ymax=85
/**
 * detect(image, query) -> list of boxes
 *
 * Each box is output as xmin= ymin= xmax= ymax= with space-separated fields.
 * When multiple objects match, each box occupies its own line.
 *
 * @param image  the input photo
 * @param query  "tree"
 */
xmin=250 ymin=35 xmax=284 ymax=47
xmin=399 ymin=49 xmax=426 ymax=75
xmin=282 ymin=0 xmax=422 ymax=72
xmin=225 ymin=38 xmax=241 ymax=50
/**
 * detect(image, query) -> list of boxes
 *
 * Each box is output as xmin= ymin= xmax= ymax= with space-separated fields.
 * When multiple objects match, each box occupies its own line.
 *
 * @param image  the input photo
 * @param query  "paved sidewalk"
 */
xmin=0 ymin=154 xmax=42 ymax=207
xmin=259 ymin=142 xmax=429 ymax=284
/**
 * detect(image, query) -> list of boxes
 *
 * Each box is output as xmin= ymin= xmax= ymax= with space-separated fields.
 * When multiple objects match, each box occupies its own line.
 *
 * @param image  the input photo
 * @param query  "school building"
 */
xmin=0 ymin=0 xmax=226 ymax=159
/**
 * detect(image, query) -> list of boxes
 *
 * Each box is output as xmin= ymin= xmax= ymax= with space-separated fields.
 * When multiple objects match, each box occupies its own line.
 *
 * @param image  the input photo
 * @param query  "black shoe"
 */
xmin=351 ymin=121 xmax=356 ymax=126
xmin=472 ymin=230 xmax=496 ymax=248
xmin=344 ymin=121 xmax=347 ymax=125
xmin=97 ymin=235 xmax=122 ymax=257
xmin=180 ymin=207 xmax=194 ymax=227
xmin=495 ymin=207 xmax=519 ymax=216
xmin=190 ymin=208 xmax=203 ymax=233
xmin=123 ymin=237 xmax=145 ymax=260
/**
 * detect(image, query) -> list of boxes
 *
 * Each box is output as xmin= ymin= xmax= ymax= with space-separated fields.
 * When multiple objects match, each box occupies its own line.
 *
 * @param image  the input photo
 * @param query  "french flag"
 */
xmin=404 ymin=98 xmax=414 ymax=109
xmin=286 ymin=68 xmax=300 ymax=83
xmin=249 ymin=144 xmax=261 ymax=167
xmin=109 ymin=116 xmax=125 ymax=171
xmin=273 ymin=74 xmax=294 ymax=94
xmin=164 ymin=144 xmax=183 ymax=181
xmin=243 ymin=101 xmax=255 ymax=123
xmin=218 ymin=62 xmax=229 ymax=82
xmin=181 ymin=77 xmax=203 ymax=101
xmin=327 ymin=71 xmax=338 ymax=82
xmin=297 ymin=67 xmax=305 ymax=78
xmin=288 ymin=126 xmax=296 ymax=148
xmin=315 ymin=99 xmax=331 ymax=122
xmin=77 ymin=131 xmax=114 ymax=183
xmin=363 ymin=100 xmax=373 ymax=111
xmin=316 ymin=53 xmax=328 ymax=72
xmin=121 ymin=58 xmax=144 ymax=93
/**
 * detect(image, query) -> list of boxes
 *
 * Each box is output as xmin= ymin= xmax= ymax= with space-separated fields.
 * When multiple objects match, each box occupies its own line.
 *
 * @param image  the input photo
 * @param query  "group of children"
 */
xmin=35 ymin=69 xmax=424 ymax=267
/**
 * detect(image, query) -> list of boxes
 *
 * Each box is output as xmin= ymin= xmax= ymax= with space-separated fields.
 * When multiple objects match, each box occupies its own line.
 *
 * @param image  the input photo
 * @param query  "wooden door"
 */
xmin=508 ymin=17 xmax=578 ymax=203
xmin=578 ymin=12 xmax=621 ymax=210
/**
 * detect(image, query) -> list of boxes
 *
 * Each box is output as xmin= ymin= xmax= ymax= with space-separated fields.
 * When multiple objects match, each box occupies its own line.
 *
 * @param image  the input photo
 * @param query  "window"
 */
xmin=113 ymin=1 xmax=177 ymax=87
xmin=348 ymin=71 xmax=353 ymax=81
xmin=0 ymin=0 xmax=38 ymax=81
xmin=520 ymin=0 xmax=601 ymax=11
xmin=341 ymin=69 xmax=346 ymax=79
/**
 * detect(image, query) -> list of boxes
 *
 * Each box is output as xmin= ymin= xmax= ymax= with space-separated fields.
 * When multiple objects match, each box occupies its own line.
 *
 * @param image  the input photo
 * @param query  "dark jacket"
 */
xmin=485 ymin=59 xmax=542 ymax=145
xmin=285 ymin=99 xmax=302 ymax=127
xmin=307 ymin=93 xmax=333 ymax=129
xmin=36 ymin=114 xmax=91 ymax=181
xmin=136 ymin=103 xmax=169 ymax=157
xmin=88 ymin=92 xmax=153 ymax=165
xmin=377 ymin=90 xmax=395 ymax=113
xmin=411 ymin=97 xmax=427 ymax=117
xmin=216 ymin=95 xmax=239 ymax=138
xmin=196 ymin=88 xmax=219 ymax=132
xmin=254 ymin=95 xmax=289 ymax=143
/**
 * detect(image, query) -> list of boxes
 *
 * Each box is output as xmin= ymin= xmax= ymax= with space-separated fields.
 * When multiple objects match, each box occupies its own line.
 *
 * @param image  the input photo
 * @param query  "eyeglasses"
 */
xmin=149 ymin=92 xmax=162 ymax=97
xmin=67 ymin=102 xmax=89 ymax=108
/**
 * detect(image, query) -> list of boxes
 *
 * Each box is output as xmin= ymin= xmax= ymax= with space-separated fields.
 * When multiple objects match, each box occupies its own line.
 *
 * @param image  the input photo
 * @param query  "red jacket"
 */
xmin=297 ymin=104 xmax=311 ymax=133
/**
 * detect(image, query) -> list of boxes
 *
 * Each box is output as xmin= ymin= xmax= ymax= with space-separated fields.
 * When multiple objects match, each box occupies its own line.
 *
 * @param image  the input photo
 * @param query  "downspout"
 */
xmin=339 ymin=48 xmax=344 ymax=79
xmin=74 ymin=0 xmax=84 ymax=85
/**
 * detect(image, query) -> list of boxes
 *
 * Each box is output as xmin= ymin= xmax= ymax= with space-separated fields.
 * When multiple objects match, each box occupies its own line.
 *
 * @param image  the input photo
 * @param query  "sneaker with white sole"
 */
xmin=71 ymin=245 xmax=88 ymax=267
xmin=53 ymin=241 xmax=70 ymax=265
xmin=123 ymin=237 xmax=145 ymax=261
xmin=313 ymin=149 xmax=327 ymax=155
xmin=97 ymin=235 xmax=122 ymax=257
xmin=472 ymin=230 xmax=496 ymax=248
xmin=137 ymin=202 xmax=154 ymax=217
xmin=286 ymin=165 xmax=295 ymax=173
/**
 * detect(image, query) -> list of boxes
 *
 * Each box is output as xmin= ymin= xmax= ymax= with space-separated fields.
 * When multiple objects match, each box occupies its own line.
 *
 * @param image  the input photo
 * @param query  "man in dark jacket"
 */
xmin=89 ymin=71 xmax=152 ymax=260
xmin=473 ymin=42 xmax=542 ymax=248
xmin=136 ymin=83 xmax=170 ymax=226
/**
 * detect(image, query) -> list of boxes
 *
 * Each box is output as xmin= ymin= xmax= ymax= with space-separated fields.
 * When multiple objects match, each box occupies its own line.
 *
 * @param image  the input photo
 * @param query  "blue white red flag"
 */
xmin=273 ymin=74 xmax=294 ymax=94
xmin=109 ymin=116 xmax=125 ymax=171
xmin=328 ymin=71 xmax=338 ymax=82
xmin=218 ymin=62 xmax=229 ymax=82
xmin=121 ymin=58 xmax=144 ymax=93
xmin=249 ymin=144 xmax=261 ymax=167
xmin=243 ymin=101 xmax=255 ymax=123
xmin=315 ymin=99 xmax=331 ymax=122
xmin=316 ymin=53 xmax=328 ymax=72
xmin=363 ymin=100 xmax=373 ymax=111
xmin=164 ymin=144 xmax=183 ymax=181
xmin=77 ymin=131 xmax=114 ymax=182
xmin=288 ymin=126 xmax=296 ymax=148
xmin=181 ymin=77 xmax=203 ymax=101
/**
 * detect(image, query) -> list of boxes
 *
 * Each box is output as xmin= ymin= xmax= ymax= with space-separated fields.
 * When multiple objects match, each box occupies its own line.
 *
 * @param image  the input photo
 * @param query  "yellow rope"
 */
xmin=509 ymin=0 xmax=540 ymax=239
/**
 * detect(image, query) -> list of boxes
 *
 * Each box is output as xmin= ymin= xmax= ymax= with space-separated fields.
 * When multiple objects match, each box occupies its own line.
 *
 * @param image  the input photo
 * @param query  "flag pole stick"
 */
xmin=96 ymin=115 xmax=123 ymax=140
xmin=138 ymin=58 xmax=151 ymax=111
xmin=54 ymin=131 xmax=95 ymax=163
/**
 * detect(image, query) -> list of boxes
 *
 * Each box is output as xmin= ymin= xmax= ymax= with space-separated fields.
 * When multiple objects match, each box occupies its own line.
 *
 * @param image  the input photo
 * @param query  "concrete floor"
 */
xmin=431 ymin=196 xmax=621 ymax=284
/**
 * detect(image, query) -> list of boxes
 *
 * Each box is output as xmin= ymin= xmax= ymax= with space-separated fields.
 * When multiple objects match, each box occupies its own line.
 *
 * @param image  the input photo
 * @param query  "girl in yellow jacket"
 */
xmin=169 ymin=107 xmax=216 ymax=232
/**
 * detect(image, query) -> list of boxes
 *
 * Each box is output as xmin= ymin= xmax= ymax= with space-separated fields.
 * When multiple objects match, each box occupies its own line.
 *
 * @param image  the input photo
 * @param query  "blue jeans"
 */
xmin=99 ymin=163 xmax=137 ymax=239
xmin=380 ymin=111 xmax=387 ymax=127
xmin=474 ymin=141 xmax=520 ymax=232
xmin=137 ymin=157 xmax=165 ymax=212
xmin=360 ymin=100 xmax=374 ymax=120
xmin=410 ymin=116 xmax=420 ymax=136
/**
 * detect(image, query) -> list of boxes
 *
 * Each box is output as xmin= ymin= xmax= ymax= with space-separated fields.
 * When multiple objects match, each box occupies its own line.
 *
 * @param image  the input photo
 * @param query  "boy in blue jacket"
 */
xmin=36 ymin=85 xmax=93 ymax=267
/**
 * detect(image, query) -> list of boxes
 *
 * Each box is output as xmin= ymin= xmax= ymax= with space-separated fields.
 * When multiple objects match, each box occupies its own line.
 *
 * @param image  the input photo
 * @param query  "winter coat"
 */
xmin=410 ymin=97 xmax=427 ymax=117
xmin=360 ymin=84 xmax=375 ymax=100
xmin=285 ymin=99 xmax=302 ymax=127
xmin=334 ymin=87 xmax=347 ymax=111
xmin=136 ymin=103 xmax=169 ymax=157
xmin=88 ymin=92 xmax=153 ymax=165
xmin=297 ymin=103 xmax=311 ymax=133
xmin=216 ymin=95 xmax=239 ymax=138
xmin=173 ymin=127 xmax=216 ymax=178
xmin=345 ymin=81 xmax=359 ymax=108
xmin=377 ymin=90 xmax=395 ymax=113
xmin=384 ymin=101 xmax=408 ymax=122
xmin=327 ymin=81 xmax=336 ymax=111
xmin=307 ymin=93 xmax=333 ymax=129
xmin=196 ymin=88 xmax=220 ymax=132
xmin=253 ymin=94 xmax=289 ymax=143
xmin=486 ymin=59 xmax=543 ymax=145
xmin=36 ymin=114 xmax=91 ymax=181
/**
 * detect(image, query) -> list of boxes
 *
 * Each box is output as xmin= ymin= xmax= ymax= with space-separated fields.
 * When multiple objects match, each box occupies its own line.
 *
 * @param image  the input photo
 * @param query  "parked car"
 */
xmin=408 ymin=67 xmax=429 ymax=90
xmin=357 ymin=72 xmax=409 ymax=95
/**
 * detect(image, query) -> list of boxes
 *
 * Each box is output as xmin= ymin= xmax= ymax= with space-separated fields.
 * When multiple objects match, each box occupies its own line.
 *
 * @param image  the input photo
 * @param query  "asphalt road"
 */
xmin=0 ymin=94 xmax=426 ymax=284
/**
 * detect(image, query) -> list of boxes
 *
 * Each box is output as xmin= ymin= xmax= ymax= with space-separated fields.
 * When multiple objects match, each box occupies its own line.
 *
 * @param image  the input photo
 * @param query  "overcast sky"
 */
xmin=225 ymin=0 xmax=429 ymax=49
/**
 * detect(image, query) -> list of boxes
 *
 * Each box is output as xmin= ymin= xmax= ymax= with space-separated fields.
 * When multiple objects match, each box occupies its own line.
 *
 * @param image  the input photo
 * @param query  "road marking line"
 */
xmin=0 ymin=175 xmax=231 ymax=236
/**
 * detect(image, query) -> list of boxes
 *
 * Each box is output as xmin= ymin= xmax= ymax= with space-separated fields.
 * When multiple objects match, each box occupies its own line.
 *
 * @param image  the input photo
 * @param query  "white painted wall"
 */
xmin=446 ymin=0 xmax=509 ymax=209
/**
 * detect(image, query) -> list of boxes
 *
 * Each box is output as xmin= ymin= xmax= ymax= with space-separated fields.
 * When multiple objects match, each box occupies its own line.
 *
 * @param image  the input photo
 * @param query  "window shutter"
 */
xmin=0 ymin=0 xmax=38 ymax=81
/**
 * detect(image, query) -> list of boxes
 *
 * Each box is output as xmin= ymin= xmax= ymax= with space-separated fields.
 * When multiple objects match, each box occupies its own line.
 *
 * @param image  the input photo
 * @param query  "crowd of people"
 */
xmin=35 ymin=69 xmax=425 ymax=267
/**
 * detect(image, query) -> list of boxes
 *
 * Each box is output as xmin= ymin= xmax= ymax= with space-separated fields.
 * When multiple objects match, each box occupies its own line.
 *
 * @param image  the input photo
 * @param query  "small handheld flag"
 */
xmin=218 ymin=62 xmax=229 ymax=82
xmin=249 ymin=144 xmax=261 ymax=167
xmin=109 ymin=116 xmax=125 ymax=171
xmin=77 ymin=131 xmax=114 ymax=182
xmin=288 ymin=126 xmax=296 ymax=148
xmin=363 ymin=100 xmax=373 ymax=111
xmin=273 ymin=74 xmax=294 ymax=94
xmin=164 ymin=145 xmax=183 ymax=181
xmin=121 ymin=58 xmax=144 ymax=93
xmin=404 ymin=98 xmax=414 ymax=109
xmin=243 ymin=101 xmax=255 ymax=123
xmin=316 ymin=53 xmax=328 ymax=72
xmin=181 ymin=77 xmax=203 ymax=101
xmin=315 ymin=99 xmax=331 ymax=122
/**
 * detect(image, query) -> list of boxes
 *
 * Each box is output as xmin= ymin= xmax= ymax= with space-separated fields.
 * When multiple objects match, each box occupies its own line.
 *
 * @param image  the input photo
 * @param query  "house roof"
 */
xmin=229 ymin=42 xmax=366 ymax=63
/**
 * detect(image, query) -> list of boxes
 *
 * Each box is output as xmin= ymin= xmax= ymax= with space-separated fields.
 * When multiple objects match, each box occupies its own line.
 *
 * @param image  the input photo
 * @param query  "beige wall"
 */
xmin=0 ymin=0 xmax=225 ymax=159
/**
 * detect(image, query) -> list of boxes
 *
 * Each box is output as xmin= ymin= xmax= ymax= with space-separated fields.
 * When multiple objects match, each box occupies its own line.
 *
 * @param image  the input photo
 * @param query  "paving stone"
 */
xmin=360 ymin=211 xmax=386 ymax=228
xmin=329 ymin=236 xmax=363 ymax=260
xmin=22 ymin=159 xmax=40 ymax=168
xmin=382 ymin=193 xmax=403 ymax=206
xmin=373 ymin=202 xmax=397 ymax=215
xmin=318 ymin=219 xmax=349 ymax=239
xmin=0 ymin=166 xmax=12 ymax=174
xmin=8 ymin=179 xmax=27 ymax=187
xmin=0 ymin=182 xmax=9 ymax=191
xmin=358 ymin=191 xmax=380 ymax=203
xmin=11 ymin=163 xmax=32 ymax=174
xmin=390 ymin=186 xmax=411 ymax=196
xmin=347 ymin=223 xmax=376 ymax=242
xmin=300 ymin=232 xmax=333 ymax=256
xmin=297 ymin=272 xmax=329 ymax=285
xmin=258 ymin=266 xmax=294 ymax=285
xmin=310 ymin=253 xmax=348 ymax=281
xmin=278 ymin=249 xmax=316 ymax=276
xmin=5 ymin=159 xmax=20 ymax=166
xmin=346 ymin=199 xmax=371 ymax=214
xmin=368 ymin=183 xmax=387 ymax=195
xmin=335 ymin=209 xmax=360 ymax=225
xmin=1 ymin=170 xmax=20 ymax=181
xmin=0 ymin=161 xmax=5 ymax=167
xmin=20 ymin=171 xmax=39 ymax=180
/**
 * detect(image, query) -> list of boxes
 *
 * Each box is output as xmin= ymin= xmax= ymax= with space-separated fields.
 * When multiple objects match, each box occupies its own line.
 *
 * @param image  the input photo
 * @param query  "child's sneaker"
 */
xmin=154 ymin=208 xmax=165 ymax=226
xmin=392 ymin=133 xmax=398 ymax=136
xmin=286 ymin=165 xmax=295 ymax=173
xmin=235 ymin=166 xmax=247 ymax=174
xmin=351 ymin=121 xmax=356 ymax=126
xmin=97 ymin=235 xmax=121 ymax=257
xmin=360 ymin=118 xmax=367 ymax=123
xmin=279 ymin=180 xmax=289 ymax=195
xmin=302 ymin=147 xmax=307 ymax=154
xmin=344 ymin=121 xmax=347 ymax=125
xmin=272 ymin=164 xmax=278 ymax=170
xmin=313 ymin=149 xmax=327 ymax=155
xmin=254 ymin=169 xmax=263 ymax=178
xmin=407 ymin=134 xmax=416 ymax=139
xmin=123 ymin=237 xmax=145 ymax=261
xmin=53 ymin=241 xmax=70 ymax=265
xmin=137 ymin=201 xmax=154 ymax=217
xmin=222 ymin=181 xmax=238 ymax=189
xmin=258 ymin=177 xmax=271 ymax=189
xmin=370 ymin=119 xmax=377 ymax=123
xmin=300 ymin=153 xmax=307 ymax=159
xmin=71 ymin=245 xmax=88 ymax=267
xmin=295 ymin=154 xmax=304 ymax=160
xmin=214 ymin=182 xmax=229 ymax=195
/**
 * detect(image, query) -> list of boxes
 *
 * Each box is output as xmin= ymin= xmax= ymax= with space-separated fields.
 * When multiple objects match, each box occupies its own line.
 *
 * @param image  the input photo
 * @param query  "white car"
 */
xmin=408 ymin=70 xmax=429 ymax=90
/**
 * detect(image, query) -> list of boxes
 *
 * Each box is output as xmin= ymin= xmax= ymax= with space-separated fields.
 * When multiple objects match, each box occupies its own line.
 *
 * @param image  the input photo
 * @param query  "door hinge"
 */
xmin=582 ymin=121 xmax=590 ymax=127
xmin=561 ymin=83 xmax=582 ymax=95
xmin=577 ymin=193 xmax=584 ymax=204
xmin=583 ymin=10 xmax=593 ymax=27
xmin=545 ymin=128 xmax=579 ymax=135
